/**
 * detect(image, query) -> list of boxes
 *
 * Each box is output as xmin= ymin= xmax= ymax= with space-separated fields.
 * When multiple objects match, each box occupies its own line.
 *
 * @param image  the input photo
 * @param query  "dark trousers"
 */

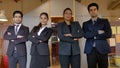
xmin=8 ymin=55 xmax=27 ymax=68
xmin=87 ymin=48 xmax=108 ymax=68
xmin=59 ymin=54 xmax=80 ymax=68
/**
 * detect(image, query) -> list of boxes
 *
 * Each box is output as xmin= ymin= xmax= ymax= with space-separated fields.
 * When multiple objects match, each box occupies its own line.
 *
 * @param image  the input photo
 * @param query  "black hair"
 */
xmin=87 ymin=3 xmax=99 ymax=11
xmin=40 ymin=12 xmax=49 ymax=20
xmin=63 ymin=8 xmax=72 ymax=15
xmin=31 ymin=12 xmax=49 ymax=34
xmin=13 ymin=10 xmax=23 ymax=18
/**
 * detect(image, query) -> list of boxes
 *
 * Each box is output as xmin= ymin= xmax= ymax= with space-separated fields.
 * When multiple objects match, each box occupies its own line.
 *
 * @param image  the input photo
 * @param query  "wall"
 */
xmin=0 ymin=0 xmax=46 ymax=23
xmin=50 ymin=0 xmax=73 ymax=16
xmin=75 ymin=1 xmax=90 ymax=68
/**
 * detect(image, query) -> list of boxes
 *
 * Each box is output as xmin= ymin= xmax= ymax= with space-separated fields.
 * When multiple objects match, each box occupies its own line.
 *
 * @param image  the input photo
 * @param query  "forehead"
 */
xmin=89 ymin=6 xmax=97 ymax=9
xmin=65 ymin=10 xmax=72 ymax=13
xmin=14 ymin=13 xmax=21 ymax=16
xmin=40 ymin=14 xmax=47 ymax=17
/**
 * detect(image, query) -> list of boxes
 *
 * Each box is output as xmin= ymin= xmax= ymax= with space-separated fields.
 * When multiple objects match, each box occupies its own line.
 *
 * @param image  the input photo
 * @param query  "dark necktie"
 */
xmin=14 ymin=25 xmax=19 ymax=57
xmin=93 ymin=20 xmax=96 ymax=25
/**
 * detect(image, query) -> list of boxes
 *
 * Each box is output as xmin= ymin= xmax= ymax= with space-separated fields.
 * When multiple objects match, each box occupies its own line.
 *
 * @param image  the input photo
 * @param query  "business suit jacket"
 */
xmin=82 ymin=18 xmax=112 ymax=54
xmin=58 ymin=21 xmax=84 ymax=55
xmin=4 ymin=24 xmax=29 ymax=56
xmin=28 ymin=27 xmax=52 ymax=55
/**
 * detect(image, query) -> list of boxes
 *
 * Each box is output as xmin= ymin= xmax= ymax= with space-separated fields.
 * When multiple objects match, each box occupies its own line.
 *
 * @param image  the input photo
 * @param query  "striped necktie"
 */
xmin=15 ymin=25 xmax=19 ymax=35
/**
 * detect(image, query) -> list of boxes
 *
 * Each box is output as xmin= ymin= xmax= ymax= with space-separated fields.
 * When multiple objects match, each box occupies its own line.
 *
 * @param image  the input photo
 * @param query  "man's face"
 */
xmin=89 ymin=6 xmax=98 ymax=18
xmin=13 ymin=13 xmax=22 ymax=24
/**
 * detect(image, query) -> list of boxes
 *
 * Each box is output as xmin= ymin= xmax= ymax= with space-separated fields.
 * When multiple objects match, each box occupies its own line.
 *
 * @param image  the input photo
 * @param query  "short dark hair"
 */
xmin=63 ymin=8 xmax=72 ymax=15
xmin=13 ymin=10 xmax=23 ymax=18
xmin=87 ymin=3 xmax=99 ymax=11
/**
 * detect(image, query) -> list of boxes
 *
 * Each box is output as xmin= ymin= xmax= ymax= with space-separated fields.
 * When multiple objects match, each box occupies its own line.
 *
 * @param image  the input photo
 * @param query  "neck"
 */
xmin=91 ymin=16 xmax=98 ymax=20
xmin=65 ymin=20 xmax=71 ymax=25
xmin=41 ymin=25 xmax=46 ymax=28
xmin=15 ymin=23 xmax=21 ymax=25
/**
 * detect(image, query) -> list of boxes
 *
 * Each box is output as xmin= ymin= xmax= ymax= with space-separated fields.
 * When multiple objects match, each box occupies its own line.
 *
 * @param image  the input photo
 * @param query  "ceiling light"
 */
xmin=0 ymin=10 xmax=8 ymax=21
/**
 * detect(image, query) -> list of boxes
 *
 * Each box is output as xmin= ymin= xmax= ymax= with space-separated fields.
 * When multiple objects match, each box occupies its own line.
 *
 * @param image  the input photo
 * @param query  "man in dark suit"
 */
xmin=82 ymin=3 xmax=112 ymax=68
xmin=4 ymin=11 xmax=29 ymax=68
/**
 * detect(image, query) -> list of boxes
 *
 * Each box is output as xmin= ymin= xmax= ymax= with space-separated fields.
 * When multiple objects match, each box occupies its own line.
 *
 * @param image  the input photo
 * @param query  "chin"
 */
xmin=66 ymin=19 xmax=71 ymax=21
xmin=92 ymin=15 xmax=97 ymax=18
xmin=16 ymin=22 xmax=21 ymax=24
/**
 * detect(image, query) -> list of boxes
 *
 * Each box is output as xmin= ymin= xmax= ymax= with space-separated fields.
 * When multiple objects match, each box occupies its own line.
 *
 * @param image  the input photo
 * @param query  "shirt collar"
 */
xmin=14 ymin=23 xmax=22 ymax=30
xmin=92 ymin=18 xmax=97 ymax=22
xmin=14 ymin=23 xmax=22 ymax=26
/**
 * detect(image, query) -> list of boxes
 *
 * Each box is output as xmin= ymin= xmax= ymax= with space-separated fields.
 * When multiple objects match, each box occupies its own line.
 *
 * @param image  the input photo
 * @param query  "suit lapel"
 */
xmin=17 ymin=25 xmax=23 ymax=35
xmin=39 ymin=27 xmax=48 ymax=36
xmin=71 ymin=22 xmax=75 ymax=34
xmin=88 ymin=18 xmax=101 ymax=29
xmin=11 ymin=25 xmax=16 ymax=35
xmin=63 ymin=22 xmax=70 ymax=33
xmin=88 ymin=19 xmax=94 ymax=31
xmin=41 ymin=27 xmax=47 ymax=33
xmin=94 ymin=18 xmax=101 ymax=28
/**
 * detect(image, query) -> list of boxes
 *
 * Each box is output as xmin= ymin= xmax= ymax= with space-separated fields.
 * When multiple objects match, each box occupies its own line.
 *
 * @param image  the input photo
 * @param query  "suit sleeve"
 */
xmin=35 ymin=28 xmax=53 ymax=42
xmin=57 ymin=23 xmax=74 ymax=42
xmin=14 ymin=27 xmax=29 ymax=44
xmin=96 ymin=19 xmax=112 ymax=39
xmin=28 ymin=33 xmax=40 ymax=44
xmin=72 ymin=22 xmax=84 ymax=38
xmin=4 ymin=26 xmax=17 ymax=40
xmin=82 ymin=22 xmax=98 ymax=39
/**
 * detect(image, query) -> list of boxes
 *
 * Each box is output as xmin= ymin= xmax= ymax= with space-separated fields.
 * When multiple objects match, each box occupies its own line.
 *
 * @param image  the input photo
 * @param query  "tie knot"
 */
xmin=16 ymin=25 xmax=19 ymax=27
xmin=93 ymin=20 xmax=96 ymax=24
xmin=94 ymin=20 xmax=96 ymax=23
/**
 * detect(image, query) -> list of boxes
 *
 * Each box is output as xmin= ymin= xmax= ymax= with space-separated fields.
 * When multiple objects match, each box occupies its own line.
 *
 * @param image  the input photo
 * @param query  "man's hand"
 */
xmin=32 ymin=35 xmax=35 ymax=38
xmin=17 ymin=35 xmax=24 ymax=38
xmin=7 ymin=32 xmax=11 ymax=35
xmin=64 ymin=34 xmax=72 ymax=37
xmin=74 ymin=38 xmax=78 ymax=41
xmin=39 ymin=40 xmax=43 ymax=43
xmin=11 ymin=40 xmax=14 ymax=42
xmin=98 ymin=30 xmax=105 ymax=34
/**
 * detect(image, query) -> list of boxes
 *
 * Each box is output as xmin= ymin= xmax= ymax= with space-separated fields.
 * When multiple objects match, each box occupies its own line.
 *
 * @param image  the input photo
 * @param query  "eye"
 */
xmin=40 ymin=17 xmax=43 ymax=19
xmin=90 ymin=9 xmax=93 ymax=11
xmin=18 ymin=16 xmax=21 ymax=18
xmin=44 ymin=17 xmax=47 ymax=19
xmin=94 ymin=9 xmax=96 ymax=11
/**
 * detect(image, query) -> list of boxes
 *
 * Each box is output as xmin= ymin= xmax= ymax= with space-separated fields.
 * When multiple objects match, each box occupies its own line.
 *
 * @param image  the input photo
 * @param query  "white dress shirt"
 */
xmin=14 ymin=23 xmax=22 ymax=35
xmin=37 ymin=26 xmax=47 ymax=36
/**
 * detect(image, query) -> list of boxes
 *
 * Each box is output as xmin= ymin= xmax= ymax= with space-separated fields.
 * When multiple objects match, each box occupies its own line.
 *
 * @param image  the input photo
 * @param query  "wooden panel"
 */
xmin=51 ymin=17 xmax=74 ymax=23
xmin=110 ymin=46 xmax=116 ymax=54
